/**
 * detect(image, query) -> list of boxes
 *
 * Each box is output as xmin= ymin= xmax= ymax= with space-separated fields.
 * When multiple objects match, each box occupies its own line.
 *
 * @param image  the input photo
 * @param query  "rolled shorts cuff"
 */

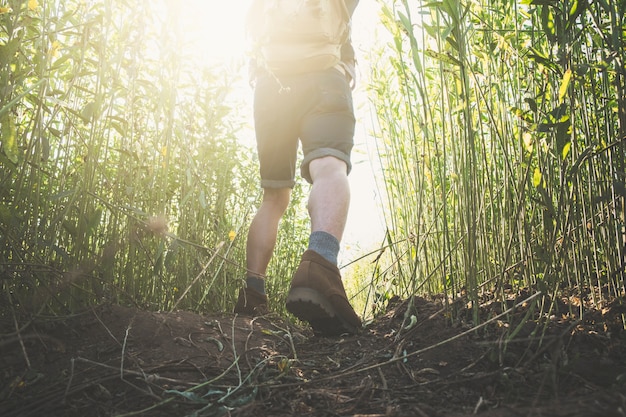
xmin=260 ymin=178 xmax=296 ymax=189
xmin=301 ymin=148 xmax=352 ymax=184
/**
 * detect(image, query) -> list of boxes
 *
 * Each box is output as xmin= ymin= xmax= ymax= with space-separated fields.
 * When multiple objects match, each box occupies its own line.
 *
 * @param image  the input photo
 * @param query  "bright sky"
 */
xmin=176 ymin=1 xmax=387 ymax=261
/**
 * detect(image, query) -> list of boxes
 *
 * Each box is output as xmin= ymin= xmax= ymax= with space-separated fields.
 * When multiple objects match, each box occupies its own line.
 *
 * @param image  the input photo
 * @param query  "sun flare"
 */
xmin=147 ymin=0 xmax=386 ymax=254
xmin=173 ymin=0 xmax=251 ymax=65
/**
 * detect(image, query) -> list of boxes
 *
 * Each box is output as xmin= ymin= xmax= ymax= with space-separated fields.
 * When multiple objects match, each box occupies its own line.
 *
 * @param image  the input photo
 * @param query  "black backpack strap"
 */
xmin=341 ymin=0 xmax=358 ymax=86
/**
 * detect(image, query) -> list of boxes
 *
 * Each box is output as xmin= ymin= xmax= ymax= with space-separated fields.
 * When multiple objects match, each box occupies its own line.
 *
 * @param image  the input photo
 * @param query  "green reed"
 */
xmin=368 ymin=0 xmax=625 ymax=325
xmin=0 ymin=0 xmax=310 ymax=314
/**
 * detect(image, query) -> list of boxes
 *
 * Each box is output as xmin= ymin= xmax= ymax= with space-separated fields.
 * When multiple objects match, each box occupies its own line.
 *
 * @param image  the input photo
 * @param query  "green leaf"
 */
xmin=50 ymin=53 xmax=72 ymax=69
xmin=80 ymin=101 xmax=96 ymax=123
xmin=421 ymin=1 xmax=444 ymax=9
xmin=558 ymin=69 xmax=572 ymax=102
xmin=525 ymin=97 xmax=538 ymax=113
xmin=0 ymin=113 xmax=19 ymax=164
xmin=568 ymin=146 xmax=593 ymax=177
xmin=533 ymin=167 xmax=542 ymax=187
xmin=523 ymin=132 xmax=534 ymax=153
xmin=107 ymin=115 xmax=129 ymax=136
xmin=567 ymin=0 xmax=588 ymax=29
xmin=424 ymin=49 xmax=461 ymax=66
xmin=561 ymin=141 xmax=571 ymax=160
xmin=528 ymin=48 xmax=560 ymax=74
xmin=422 ymin=23 xmax=439 ymax=39
xmin=555 ymin=117 xmax=571 ymax=155
xmin=0 ymin=39 xmax=20 ymax=66
xmin=440 ymin=0 xmax=460 ymax=24
xmin=397 ymin=11 xmax=412 ymax=36
xmin=523 ymin=0 xmax=559 ymax=4
xmin=541 ymin=5 xmax=557 ymax=43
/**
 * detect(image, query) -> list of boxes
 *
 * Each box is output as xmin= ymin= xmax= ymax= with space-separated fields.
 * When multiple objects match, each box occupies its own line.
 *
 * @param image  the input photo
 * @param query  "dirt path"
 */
xmin=1 ymin=296 xmax=625 ymax=416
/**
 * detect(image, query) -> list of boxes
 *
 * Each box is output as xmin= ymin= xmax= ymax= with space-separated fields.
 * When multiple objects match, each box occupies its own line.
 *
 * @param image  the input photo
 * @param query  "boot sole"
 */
xmin=286 ymin=287 xmax=357 ymax=335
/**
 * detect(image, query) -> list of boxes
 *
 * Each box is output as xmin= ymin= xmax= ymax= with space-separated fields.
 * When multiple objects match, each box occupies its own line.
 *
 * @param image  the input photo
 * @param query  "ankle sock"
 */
xmin=308 ymin=231 xmax=340 ymax=265
xmin=245 ymin=276 xmax=266 ymax=294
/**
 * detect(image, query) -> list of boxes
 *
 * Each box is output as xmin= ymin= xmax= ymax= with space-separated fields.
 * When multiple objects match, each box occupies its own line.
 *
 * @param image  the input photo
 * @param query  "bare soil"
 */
xmin=1 ymin=293 xmax=625 ymax=417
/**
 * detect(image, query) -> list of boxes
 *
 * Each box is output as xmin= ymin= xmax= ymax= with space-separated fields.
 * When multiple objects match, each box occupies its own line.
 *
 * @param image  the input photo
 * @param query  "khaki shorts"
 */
xmin=253 ymin=67 xmax=355 ymax=188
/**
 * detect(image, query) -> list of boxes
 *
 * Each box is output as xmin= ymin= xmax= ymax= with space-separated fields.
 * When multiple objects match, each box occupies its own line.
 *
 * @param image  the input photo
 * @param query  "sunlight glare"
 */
xmin=160 ymin=0 xmax=386 ymax=254
xmin=176 ymin=0 xmax=251 ymax=65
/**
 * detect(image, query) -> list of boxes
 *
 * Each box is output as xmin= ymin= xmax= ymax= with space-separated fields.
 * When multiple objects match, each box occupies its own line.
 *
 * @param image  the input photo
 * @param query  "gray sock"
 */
xmin=308 ymin=231 xmax=340 ymax=265
xmin=245 ymin=276 xmax=265 ymax=294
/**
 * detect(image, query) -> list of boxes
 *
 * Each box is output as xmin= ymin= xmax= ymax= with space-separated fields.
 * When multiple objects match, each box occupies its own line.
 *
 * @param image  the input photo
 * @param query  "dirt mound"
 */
xmin=1 ymin=295 xmax=625 ymax=416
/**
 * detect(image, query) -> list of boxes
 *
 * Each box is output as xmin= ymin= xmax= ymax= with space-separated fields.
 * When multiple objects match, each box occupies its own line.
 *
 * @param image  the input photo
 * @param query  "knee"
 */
xmin=262 ymin=188 xmax=291 ymax=212
xmin=309 ymin=156 xmax=348 ymax=181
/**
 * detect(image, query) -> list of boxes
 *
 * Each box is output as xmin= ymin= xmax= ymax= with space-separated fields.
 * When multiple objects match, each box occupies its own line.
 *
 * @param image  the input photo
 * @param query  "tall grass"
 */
xmin=369 ymin=0 xmax=625 ymax=323
xmin=0 ymin=0 xmax=310 ymax=315
xmin=2 ymin=0 xmax=624 ymax=324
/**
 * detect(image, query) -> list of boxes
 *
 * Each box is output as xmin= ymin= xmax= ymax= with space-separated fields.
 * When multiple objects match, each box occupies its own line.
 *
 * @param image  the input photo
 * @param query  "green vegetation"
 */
xmin=1 ymin=0 xmax=624 ymax=331
xmin=369 ymin=0 xmax=625 ymax=325
xmin=0 ymin=0 xmax=309 ymax=315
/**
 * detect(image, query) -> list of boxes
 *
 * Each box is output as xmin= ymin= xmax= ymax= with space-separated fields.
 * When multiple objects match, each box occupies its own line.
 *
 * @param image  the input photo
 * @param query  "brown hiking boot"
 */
xmin=234 ymin=287 xmax=268 ymax=316
xmin=286 ymin=250 xmax=362 ymax=335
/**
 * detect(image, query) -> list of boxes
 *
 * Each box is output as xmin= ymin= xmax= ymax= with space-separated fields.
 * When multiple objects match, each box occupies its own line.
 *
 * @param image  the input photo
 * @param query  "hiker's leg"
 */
xmin=246 ymin=187 xmax=291 ymax=279
xmin=307 ymin=156 xmax=350 ymax=242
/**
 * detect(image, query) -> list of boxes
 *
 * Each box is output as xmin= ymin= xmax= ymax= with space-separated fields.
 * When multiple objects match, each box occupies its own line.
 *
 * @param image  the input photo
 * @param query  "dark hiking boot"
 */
xmin=286 ymin=250 xmax=362 ymax=335
xmin=234 ymin=287 xmax=268 ymax=316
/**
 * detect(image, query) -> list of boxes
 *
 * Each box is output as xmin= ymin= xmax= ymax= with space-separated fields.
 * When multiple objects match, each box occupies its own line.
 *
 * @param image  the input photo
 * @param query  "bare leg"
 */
xmin=307 ymin=156 xmax=350 ymax=242
xmin=286 ymin=156 xmax=361 ymax=334
xmin=246 ymin=187 xmax=291 ymax=278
